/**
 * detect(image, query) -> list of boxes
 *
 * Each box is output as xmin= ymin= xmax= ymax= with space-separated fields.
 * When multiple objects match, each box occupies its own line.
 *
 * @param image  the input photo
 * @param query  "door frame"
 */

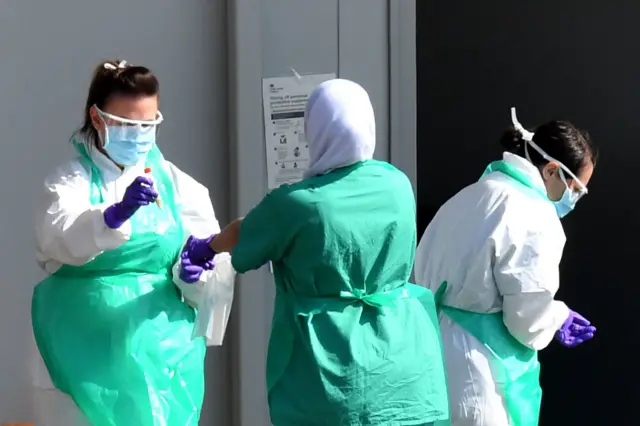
xmin=389 ymin=1 xmax=418 ymax=194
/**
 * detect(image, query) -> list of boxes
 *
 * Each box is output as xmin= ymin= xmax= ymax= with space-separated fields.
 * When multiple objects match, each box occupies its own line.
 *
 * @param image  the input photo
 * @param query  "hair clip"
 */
xmin=103 ymin=60 xmax=128 ymax=71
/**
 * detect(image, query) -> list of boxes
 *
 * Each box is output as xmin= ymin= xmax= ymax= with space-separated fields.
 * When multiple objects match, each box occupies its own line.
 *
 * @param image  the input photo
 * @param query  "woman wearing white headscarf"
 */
xmin=188 ymin=79 xmax=449 ymax=425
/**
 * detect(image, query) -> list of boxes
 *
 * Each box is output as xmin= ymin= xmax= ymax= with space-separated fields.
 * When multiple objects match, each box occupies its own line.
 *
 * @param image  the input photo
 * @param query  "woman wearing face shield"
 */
xmin=414 ymin=108 xmax=598 ymax=426
xmin=192 ymin=79 xmax=449 ymax=426
xmin=31 ymin=60 xmax=235 ymax=426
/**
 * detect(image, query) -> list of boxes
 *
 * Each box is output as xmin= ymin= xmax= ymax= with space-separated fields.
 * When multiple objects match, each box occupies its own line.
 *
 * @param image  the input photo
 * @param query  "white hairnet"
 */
xmin=303 ymin=79 xmax=376 ymax=178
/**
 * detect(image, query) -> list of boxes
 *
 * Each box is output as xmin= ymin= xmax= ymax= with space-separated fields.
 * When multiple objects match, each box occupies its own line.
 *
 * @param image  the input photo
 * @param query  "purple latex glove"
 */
xmin=555 ymin=310 xmax=596 ymax=348
xmin=104 ymin=176 xmax=158 ymax=229
xmin=182 ymin=235 xmax=217 ymax=264
xmin=179 ymin=246 xmax=214 ymax=284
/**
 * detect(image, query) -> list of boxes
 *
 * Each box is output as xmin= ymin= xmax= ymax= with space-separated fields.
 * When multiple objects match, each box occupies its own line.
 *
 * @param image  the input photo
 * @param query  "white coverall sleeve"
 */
xmin=167 ymin=162 xmax=237 ymax=346
xmin=36 ymin=161 xmax=132 ymax=270
xmin=493 ymin=225 xmax=570 ymax=351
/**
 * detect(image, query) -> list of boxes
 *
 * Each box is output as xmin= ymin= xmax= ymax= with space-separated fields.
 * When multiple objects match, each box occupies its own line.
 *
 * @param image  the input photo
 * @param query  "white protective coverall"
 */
xmin=414 ymin=152 xmax=570 ymax=426
xmin=32 ymin=140 xmax=235 ymax=425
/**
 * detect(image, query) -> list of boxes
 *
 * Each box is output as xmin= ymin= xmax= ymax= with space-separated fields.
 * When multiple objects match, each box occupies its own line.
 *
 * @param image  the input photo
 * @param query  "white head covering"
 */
xmin=303 ymin=79 xmax=376 ymax=178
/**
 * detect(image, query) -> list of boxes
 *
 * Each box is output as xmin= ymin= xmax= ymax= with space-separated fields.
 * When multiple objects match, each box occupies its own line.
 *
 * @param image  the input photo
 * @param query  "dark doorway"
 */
xmin=417 ymin=2 xmax=637 ymax=424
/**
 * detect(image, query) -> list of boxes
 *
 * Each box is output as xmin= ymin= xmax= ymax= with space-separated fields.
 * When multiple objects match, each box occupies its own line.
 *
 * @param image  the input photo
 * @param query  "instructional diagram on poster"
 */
xmin=262 ymin=72 xmax=336 ymax=189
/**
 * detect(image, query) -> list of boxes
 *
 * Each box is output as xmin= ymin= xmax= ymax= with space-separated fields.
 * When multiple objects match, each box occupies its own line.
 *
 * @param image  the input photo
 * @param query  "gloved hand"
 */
xmin=555 ymin=310 xmax=596 ymax=348
xmin=179 ymin=244 xmax=215 ymax=284
xmin=104 ymin=176 xmax=158 ymax=229
xmin=182 ymin=235 xmax=217 ymax=265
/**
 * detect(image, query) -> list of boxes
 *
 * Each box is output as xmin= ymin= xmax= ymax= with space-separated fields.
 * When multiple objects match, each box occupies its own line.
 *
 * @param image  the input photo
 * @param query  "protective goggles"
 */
xmin=95 ymin=105 xmax=164 ymax=130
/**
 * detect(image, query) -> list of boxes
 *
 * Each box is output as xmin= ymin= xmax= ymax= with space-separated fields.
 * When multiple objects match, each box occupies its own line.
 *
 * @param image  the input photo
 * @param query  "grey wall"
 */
xmin=417 ymin=1 xmax=634 ymax=424
xmin=0 ymin=0 xmax=230 ymax=423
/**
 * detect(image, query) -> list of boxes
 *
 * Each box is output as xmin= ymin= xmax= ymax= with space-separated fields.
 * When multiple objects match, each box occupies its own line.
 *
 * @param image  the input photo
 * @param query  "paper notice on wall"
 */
xmin=262 ymin=73 xmax=336 ymax=189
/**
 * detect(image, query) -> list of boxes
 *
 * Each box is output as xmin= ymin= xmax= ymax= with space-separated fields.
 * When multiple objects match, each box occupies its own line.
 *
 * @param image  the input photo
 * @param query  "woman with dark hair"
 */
xmin=31 ymin=59 xmax=235 ymax=425
xmin=414 ymin=108 xmax=598 ymax=426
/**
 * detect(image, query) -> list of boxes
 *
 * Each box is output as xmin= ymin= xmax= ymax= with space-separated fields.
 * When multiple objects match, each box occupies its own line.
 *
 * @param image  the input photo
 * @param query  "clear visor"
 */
xmin=511 ymin=107 xmax=588 ymax=200
xmin=95 ymin=105 xmax=164 ymax=129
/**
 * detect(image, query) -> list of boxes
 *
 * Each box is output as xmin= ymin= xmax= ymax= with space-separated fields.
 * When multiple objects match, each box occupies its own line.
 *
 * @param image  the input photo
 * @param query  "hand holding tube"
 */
xmin=104 ymin=176 xmax=158 ymax=229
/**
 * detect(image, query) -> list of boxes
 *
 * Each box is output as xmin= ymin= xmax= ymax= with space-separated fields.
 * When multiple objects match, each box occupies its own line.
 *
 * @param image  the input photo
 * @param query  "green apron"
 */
xmin=435 ymin=161 xmax=548 ymax=426
xmin=32 ymin=142 xmax=206 ymax=426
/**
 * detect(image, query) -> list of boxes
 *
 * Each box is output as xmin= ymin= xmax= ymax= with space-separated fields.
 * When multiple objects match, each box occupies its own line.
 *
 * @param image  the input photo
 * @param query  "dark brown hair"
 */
xmin=500 ymin=120 xmax=598 ymax=176
xmin=73 ymin=59 xmax=159 ymax=146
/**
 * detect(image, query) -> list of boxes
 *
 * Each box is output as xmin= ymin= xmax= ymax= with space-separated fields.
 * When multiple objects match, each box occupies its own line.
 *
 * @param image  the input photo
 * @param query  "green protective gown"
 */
xmin=434 ymin=160 xmax=547 ymax=426
xmin=232 ymin=160 xmax=449 ymax=426
xmin=32 ymin=142 xmax=206 ymax=426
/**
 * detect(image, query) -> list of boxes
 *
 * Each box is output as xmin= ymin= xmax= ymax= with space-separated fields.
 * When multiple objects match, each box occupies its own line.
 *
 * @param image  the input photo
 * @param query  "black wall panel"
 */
xmin=417 ymin=2 xmax=639 ymax=424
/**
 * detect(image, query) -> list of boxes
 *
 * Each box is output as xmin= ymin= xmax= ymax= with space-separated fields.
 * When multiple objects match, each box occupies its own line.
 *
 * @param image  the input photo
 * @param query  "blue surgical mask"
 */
xmin=554 ymin=187 xmax=578 ymax=218
xmin=553 ymin=169 xmax=582 ymax=218
xmin=95 ymin=106 xmax=164 ymax=166
xmin=103 ymin=125 xmax=156 ymax=166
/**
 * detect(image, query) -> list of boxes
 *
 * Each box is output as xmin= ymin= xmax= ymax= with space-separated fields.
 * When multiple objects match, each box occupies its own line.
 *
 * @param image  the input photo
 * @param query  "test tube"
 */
xmin=144 ymin=167 xmax=163 ymax=208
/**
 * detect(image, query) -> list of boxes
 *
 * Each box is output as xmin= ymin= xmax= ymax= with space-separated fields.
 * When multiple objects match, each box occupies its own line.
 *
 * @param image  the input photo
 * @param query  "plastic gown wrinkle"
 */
xmin=167 ymin=164 xmax=237 ymax=346
xmin=36 ymin=166 xmax=132 ymax=270
xmin=32 ymin=143 xmax=206 ymax=426
xmin=173 ymin=253 xmax=237 ymax=346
